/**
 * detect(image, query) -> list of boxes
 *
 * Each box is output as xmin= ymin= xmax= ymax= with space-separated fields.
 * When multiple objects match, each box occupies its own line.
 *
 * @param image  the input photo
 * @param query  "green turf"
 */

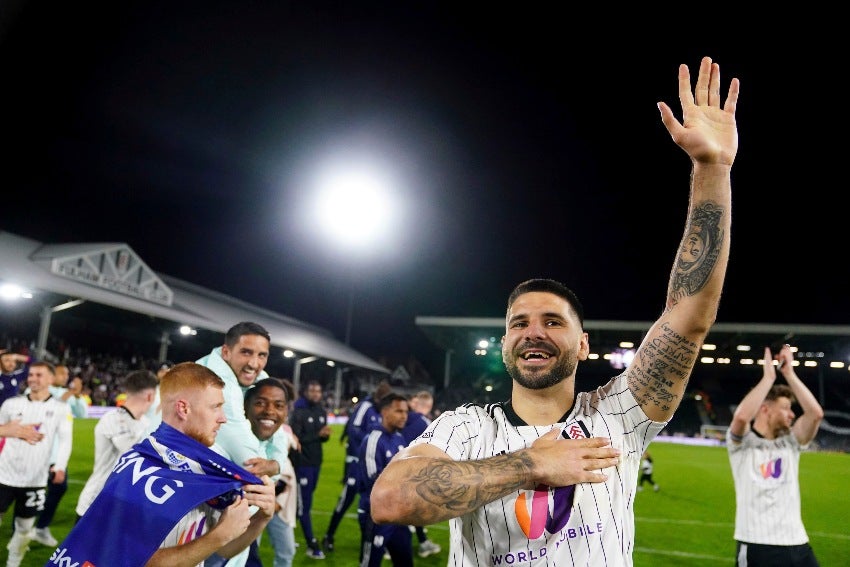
xmin=10 ymin=421 xmax=849 ymax=566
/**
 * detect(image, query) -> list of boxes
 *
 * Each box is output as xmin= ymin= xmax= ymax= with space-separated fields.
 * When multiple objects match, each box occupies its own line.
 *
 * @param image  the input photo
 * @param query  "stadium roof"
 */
xmin=0 ymin=230 xmax=390 ymax=374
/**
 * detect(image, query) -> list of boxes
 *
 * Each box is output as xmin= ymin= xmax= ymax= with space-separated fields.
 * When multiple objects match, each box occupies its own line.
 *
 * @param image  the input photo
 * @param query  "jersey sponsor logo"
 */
xmin=176 ymin=515 xmax=208 ymax=544
xmin=490 ymin=524 xmax=616 ymax=561
xmin=112 ymin=451 xmax=185 ymax=505
xmin=759 ymin=457 xmax=782 ymax=479
xmin=48 ymin=546 xmax=95 ymax=566
xmin=514 ymin=420 xmax=588 ymax=539
xmin=514 ymin=484 xmax=575 ymax=538
xmin=491 ymin=545 xmax=548 ymax=564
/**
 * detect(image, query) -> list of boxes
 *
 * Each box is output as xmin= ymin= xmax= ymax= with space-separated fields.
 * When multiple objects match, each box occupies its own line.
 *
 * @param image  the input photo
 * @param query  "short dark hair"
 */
xmin=224 ymin=322 xmax=271 ymax=347
xmin=506 ymin=278 xmax=584 ymax=327
xmin=121 ymin=370 xmax=160 ymax=393
xmin=767 ymin=384 xmax=796 ymax=405
xmin=245 ymin=378 xmax=289 ymax=409
xmin=377 ymin=392 xmax=408 ymax=412
xmin=373 ymin=380 xmax=393 ymax=403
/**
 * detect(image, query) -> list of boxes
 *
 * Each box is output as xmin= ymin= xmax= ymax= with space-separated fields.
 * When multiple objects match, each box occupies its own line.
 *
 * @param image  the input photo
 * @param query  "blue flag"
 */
xmin=46 ymin=422 xmax=262 ymax=567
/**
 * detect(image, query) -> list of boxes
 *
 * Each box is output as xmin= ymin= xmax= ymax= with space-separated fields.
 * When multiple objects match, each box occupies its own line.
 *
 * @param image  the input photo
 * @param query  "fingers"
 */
xmin=221 ymin=496 xmax=251 ymax=532
xmin=708 ymin=61 xmax=722 ymax=107
xmin=584 ymin=471 xmax=609 ymax=483
xmin=587 ymin=455 xmax=621 ymax=471
xmin=724 ymin=77 xmax=740 ymax=114
xmin=694 ymin=56 xmax=712 ymax=106
xmin=243 ymin=479 xmax=276 ymax=516
xmin=763 ymin=347 xmax=777 ymax=376
xmin=584 ymin=436 xmax=612 ymax=448
xmin=678 ymin=63 xmax=694 ymax=107
xmin=692 ymin=57 xmax=738 ymax=115
xmin=543 ymin=427 xmax=563 ymax=441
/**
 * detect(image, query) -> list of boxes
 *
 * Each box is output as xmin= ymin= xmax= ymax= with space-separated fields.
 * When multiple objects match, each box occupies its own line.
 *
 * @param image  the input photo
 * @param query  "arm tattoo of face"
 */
xmin=410 ymin=452 xmax=534 ymax=516
xmin=670 ymin=201 xmax=724 ymax=302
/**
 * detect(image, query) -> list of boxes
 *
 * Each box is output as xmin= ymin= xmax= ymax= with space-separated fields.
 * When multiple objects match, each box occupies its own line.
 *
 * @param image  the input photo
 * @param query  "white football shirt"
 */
xmin=76 ymin=406 xmax=150 ymax=516
xmin=0 ymin=394 xmax=73 ymax=487
xmin=410 ymin=373 xmax=666 ymax=567
xmin=726 ymin=428 xmax=809 ymax=545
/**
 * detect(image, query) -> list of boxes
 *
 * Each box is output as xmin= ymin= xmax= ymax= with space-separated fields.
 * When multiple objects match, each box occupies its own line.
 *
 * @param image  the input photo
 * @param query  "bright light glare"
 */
xmin=0 ymin=284 xmax=28 ymax=300
xmin=315 ymin=166 xmax=395 ymax=250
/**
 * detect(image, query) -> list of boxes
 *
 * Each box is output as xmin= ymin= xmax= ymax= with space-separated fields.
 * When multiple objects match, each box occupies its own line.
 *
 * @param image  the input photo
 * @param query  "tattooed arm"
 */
xmin=371 ymin=429 xmax=619 ymax=525
xmin=629 ymin=57 xmax=739 ymax=423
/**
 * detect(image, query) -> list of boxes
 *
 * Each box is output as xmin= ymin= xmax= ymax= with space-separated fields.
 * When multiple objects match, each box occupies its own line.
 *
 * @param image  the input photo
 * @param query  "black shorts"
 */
xmin=0 ymin=483 xmax=47 ymax=519
xmin=736 ymin=541 xmax=819 ymax=567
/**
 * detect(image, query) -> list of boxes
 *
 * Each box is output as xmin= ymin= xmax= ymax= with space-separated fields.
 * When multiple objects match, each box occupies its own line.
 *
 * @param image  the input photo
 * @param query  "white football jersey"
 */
xmin=726 ymin=428 xmax=809 ymax=545
xmin=0 ymin=395 xmax=73 ymax=487
xmin=76 ymin=406 xmax=150 ymax=516
xmin=410 ymin=373 xmax=665 ymax=567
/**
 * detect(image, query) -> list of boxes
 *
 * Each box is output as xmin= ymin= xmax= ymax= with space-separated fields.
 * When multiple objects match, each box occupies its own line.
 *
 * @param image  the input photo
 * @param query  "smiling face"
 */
xmin=27 ymin=363 xmax=54 ymax=397
xmin=221 ymin=334 xmax=271 ymax=387
xmin=246 ymin=383 xmax=288 ymax=441
xmin=501 ymin=291 xmax=588 ymax=390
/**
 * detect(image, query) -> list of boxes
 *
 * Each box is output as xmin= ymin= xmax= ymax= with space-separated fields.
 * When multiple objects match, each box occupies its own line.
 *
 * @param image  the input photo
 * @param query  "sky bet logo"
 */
xmin=49 ymin=547 xmax=95 ymax=567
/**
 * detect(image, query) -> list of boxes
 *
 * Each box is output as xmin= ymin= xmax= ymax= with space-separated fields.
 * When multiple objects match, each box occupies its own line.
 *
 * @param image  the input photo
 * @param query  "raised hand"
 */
xmin=658 ymin=56 xmax=740 ymax=166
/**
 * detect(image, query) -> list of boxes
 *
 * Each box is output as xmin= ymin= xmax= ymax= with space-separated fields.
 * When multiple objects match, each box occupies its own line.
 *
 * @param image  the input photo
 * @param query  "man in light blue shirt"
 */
xmin=196 ymin=322 xmax=286 ymax=477
xmin=198 ymin=322 xmax=290 ymax=567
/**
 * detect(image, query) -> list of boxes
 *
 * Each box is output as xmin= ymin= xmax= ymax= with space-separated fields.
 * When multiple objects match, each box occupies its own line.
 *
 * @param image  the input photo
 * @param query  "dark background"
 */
xmin=2 ymin=4 xmax=845 ymax=379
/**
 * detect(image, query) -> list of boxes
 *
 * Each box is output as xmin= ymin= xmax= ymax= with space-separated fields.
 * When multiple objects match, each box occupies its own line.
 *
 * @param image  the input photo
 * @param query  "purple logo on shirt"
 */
xmin=759 ymin=457 xmax=782 ymax=479
xmin=514 ymin=484 xmax=575 ymax=538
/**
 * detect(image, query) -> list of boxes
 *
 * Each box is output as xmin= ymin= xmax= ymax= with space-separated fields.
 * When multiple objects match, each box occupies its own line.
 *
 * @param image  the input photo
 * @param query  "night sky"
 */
xmin=2 ymin=4 xmax=845 ymax=377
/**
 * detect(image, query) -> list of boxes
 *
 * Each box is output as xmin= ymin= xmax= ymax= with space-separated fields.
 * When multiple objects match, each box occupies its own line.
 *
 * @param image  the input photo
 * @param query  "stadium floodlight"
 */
xmin=310 ymin=152 xmax=404 ymax=411
xmin=0 ymin=283 xmax=32 ymax=300
xmin=314 ymin=163 xmax=398 ymax=252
